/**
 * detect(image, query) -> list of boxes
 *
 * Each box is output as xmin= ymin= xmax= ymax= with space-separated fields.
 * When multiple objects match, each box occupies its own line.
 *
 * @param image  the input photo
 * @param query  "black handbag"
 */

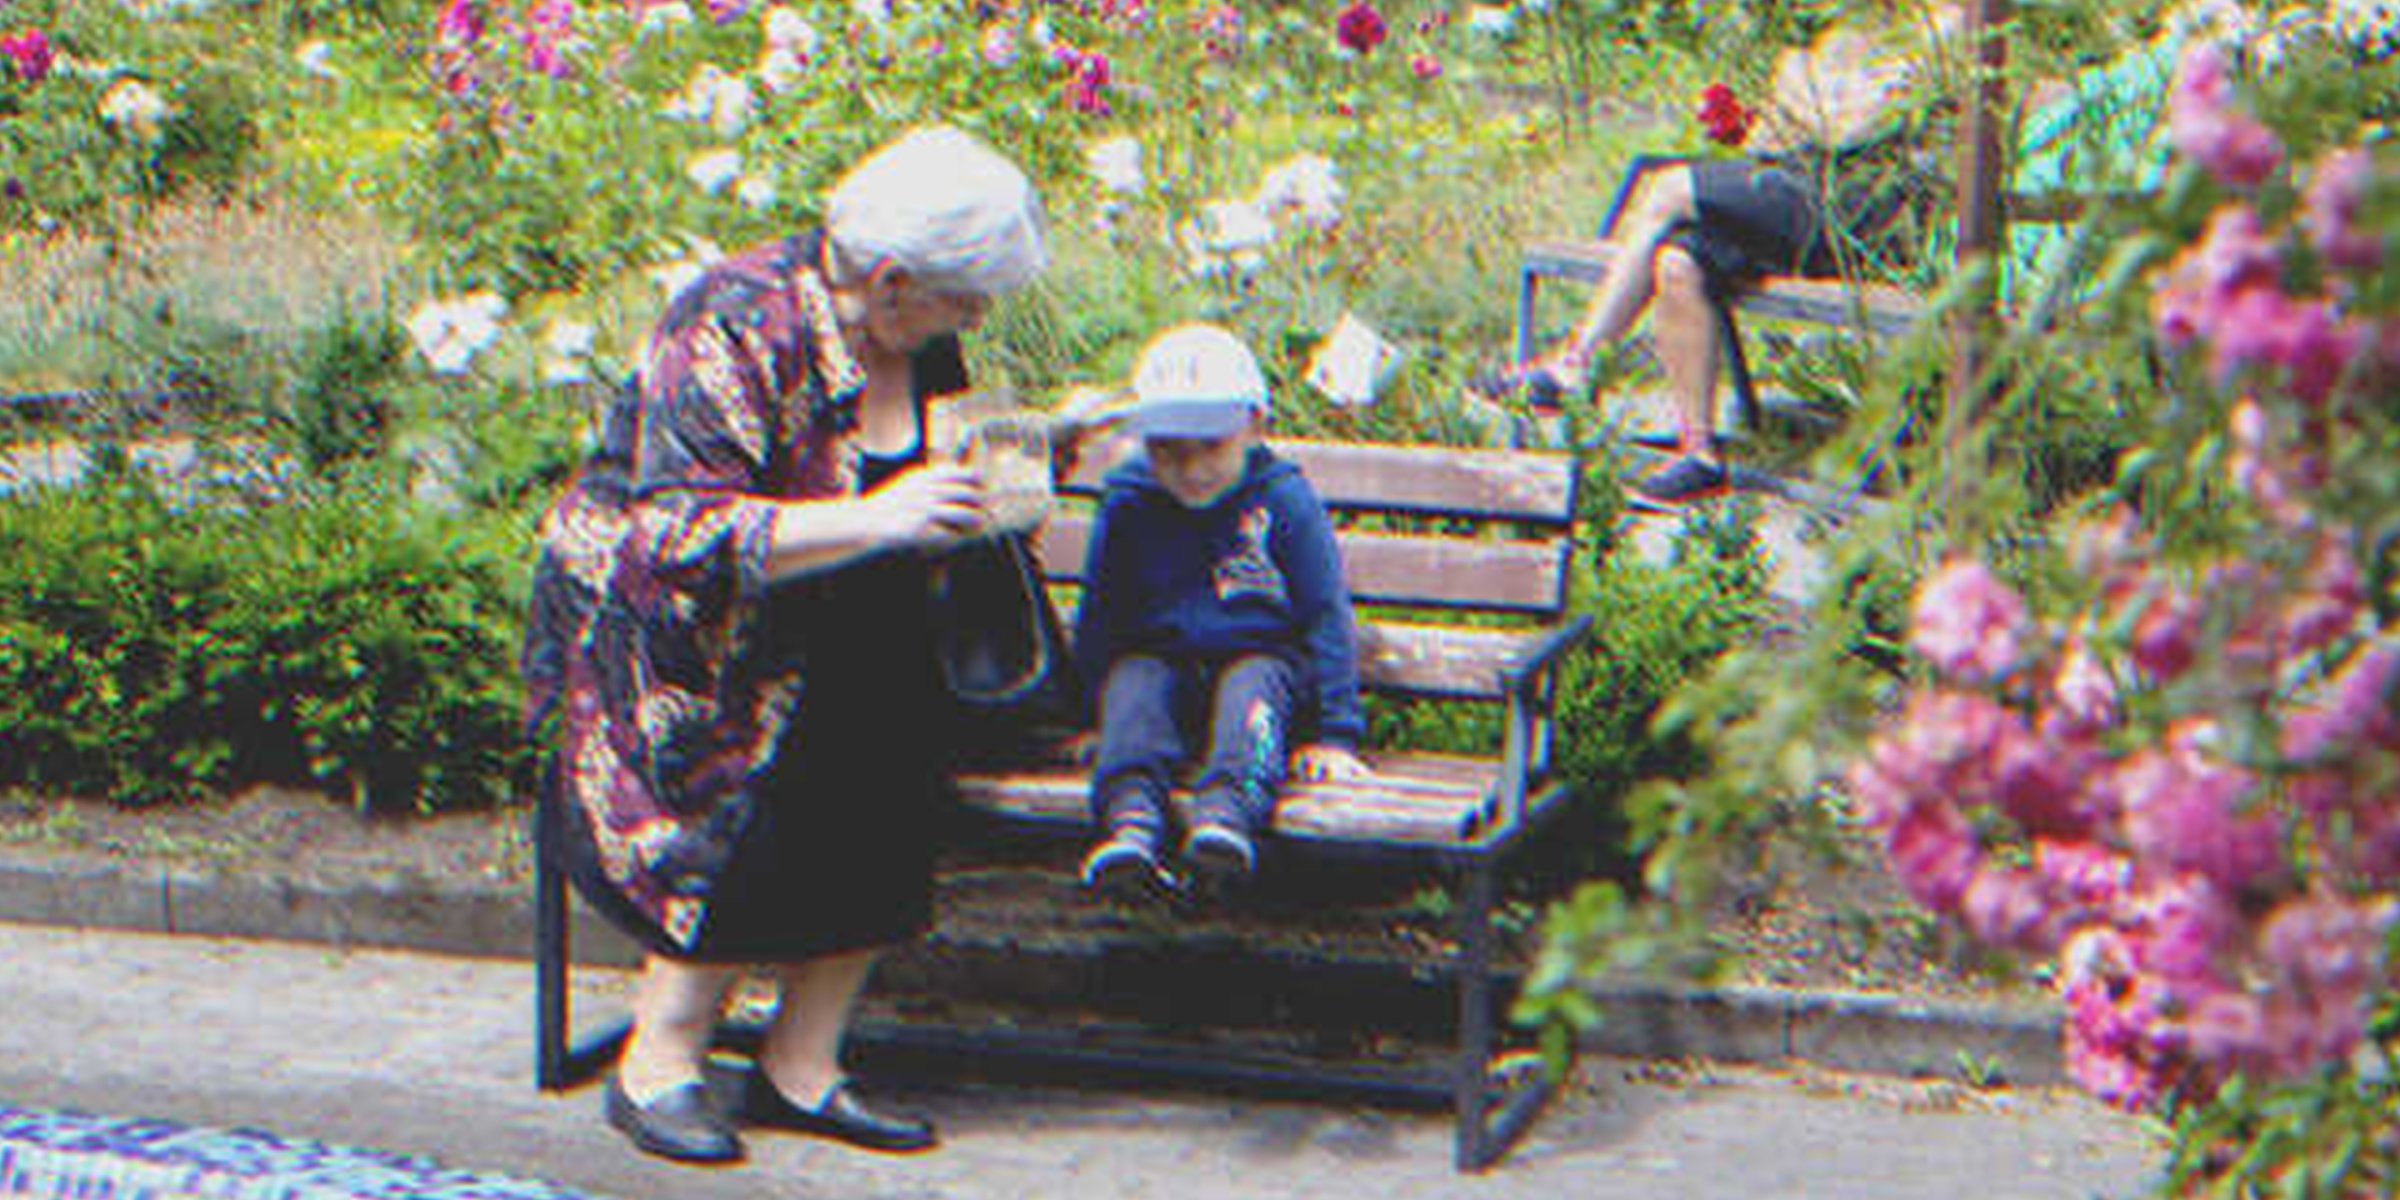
xmin=930 ymin=531 xmax=1082 ymax=758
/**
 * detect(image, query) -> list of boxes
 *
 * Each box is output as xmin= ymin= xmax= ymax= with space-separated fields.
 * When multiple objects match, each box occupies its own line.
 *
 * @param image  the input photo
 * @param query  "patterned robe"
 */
xmin=522 ymin=231 xmax=924 ymax=951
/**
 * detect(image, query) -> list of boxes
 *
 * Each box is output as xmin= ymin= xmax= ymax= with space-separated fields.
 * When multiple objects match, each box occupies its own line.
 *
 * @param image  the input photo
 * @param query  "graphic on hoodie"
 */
xmin=1212 ymin=506 xmax=1287 ymax=606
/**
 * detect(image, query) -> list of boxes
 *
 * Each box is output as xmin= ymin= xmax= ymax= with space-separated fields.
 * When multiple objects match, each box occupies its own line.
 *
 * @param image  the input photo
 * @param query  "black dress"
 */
xmin=685 ymin=442 xmax=950 ymax=962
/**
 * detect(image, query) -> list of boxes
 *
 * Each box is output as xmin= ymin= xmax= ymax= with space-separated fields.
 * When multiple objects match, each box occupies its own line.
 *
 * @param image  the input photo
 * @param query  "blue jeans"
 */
xmin=1088 ymin=653 xmax=1296 ymax=833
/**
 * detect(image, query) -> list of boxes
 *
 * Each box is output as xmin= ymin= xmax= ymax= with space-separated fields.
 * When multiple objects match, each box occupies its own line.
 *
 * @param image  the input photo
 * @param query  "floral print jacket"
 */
xmin=521 ymin=231 xmax=962 ymax=950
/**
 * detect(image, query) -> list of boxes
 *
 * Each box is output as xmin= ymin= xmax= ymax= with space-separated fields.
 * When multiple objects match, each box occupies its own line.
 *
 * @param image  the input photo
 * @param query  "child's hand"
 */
xmin=1059 ymin=731 xmax=1101 ymax=765
xmin=1292 ymin=744 xmax=1371 ymax=782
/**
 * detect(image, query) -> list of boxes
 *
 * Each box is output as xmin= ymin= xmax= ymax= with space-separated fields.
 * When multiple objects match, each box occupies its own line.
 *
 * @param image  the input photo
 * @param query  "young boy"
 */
xmin=1073 ymin=323 xmax=1371 ymax=900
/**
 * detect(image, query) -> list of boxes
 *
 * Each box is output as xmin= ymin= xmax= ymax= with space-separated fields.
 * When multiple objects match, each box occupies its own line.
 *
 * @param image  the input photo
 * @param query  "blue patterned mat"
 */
xmin=0 ymin=1104 xmax=610 ymax=1200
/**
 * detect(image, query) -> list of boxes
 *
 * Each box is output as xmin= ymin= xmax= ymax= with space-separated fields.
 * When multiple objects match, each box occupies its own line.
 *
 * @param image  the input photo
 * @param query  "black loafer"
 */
xmin=604 ymin=1076 xmax=743 ymax=1165
xmin=745 ymin=1074 xmax=938 ymax=1153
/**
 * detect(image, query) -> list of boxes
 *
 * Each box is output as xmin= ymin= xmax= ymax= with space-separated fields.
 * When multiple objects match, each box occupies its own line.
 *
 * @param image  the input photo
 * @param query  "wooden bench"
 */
xmin=535 ymin=435 xmax=1593 ymax=1173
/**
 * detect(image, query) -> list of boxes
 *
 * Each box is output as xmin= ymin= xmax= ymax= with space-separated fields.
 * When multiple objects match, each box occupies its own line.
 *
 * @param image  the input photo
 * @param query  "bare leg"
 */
xmin=619 ymin=955 xmax=740 ymax=1099
xmin=1650 ymin=244 xmax=1724 ymax=463
xmin=1540 ymin=165 xmax=1701 ymax=389
xmin=755 ymin=947 xmax=879 ymax=1105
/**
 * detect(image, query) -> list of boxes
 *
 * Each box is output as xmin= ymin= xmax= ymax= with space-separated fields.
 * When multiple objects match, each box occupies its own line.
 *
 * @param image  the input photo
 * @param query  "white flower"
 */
xmin=707 ymin=73 xmax=755 ymax=137
xmin=1465 ymin=4 xmax=1514 ymax=36
xmin=641 ymin=1 xmax=696 ymax=33
xmin=293 ymin=40 xmax=338 ymax=79
xmin=1085 ymin=137 xmax=1144 ymax=197
xmin=1253 ymin=153 xmax=1343 ymax=231
xmin=1028 ymin=15 xmax=1053 ymax=49
xmin=1303 ymin=312 xmax=1403 ymax=408
xmin=686 ymin=148 xmax=744 ymax=195
xmin=735 ymin=174 xmax=779 ymax=210
xmin=763 ymin=5 xmax=821 ymax=55
xmin=540 ymin=319 xmax=598 ymax=385
xmin=406 ymin=292 xmax=509 ymax=376
xmin=1178 ymin=198 xmax=1275 ymax=278
xmin=98 ymin=79 xmax=174 ymax=144
xmin=658 ymin=65 xmax=717 ymax=121
xmin=649 ymin=237 xmax=726 ymax=301
xmin=850 ymin=0 xmax=892 ymax=25
xmin=756 ymin=46 xmax=807 ymax=92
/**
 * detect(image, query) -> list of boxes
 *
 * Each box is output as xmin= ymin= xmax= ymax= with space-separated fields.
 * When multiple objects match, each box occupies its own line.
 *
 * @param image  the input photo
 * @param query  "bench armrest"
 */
xmin=1501 ymin=613 xmax=1593 ymax=693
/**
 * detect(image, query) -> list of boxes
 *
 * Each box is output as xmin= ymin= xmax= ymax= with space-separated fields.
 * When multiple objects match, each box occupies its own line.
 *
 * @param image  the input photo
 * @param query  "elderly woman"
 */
xmin=520 ymin=125 xmax=1048 ymax=1165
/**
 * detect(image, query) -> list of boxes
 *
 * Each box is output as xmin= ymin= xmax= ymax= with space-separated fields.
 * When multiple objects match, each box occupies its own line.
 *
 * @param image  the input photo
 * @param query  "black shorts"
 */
xmin=1664 ymin=159 xmax=1838 ymax=302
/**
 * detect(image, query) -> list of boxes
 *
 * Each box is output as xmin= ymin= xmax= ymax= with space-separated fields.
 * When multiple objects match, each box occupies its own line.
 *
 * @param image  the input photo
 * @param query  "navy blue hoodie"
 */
xmin=1073 ymin=445 xmax=1365 ymax=749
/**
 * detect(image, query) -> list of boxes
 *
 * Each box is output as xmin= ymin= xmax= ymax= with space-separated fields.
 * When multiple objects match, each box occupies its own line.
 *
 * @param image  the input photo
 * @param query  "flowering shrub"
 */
xmin=1842 ymin=37 xmax=2399 ymax=1195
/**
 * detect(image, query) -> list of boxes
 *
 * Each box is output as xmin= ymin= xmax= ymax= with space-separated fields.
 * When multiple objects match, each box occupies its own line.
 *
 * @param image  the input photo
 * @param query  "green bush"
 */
xmin=0 ymin=474 xmax=531 ymax=812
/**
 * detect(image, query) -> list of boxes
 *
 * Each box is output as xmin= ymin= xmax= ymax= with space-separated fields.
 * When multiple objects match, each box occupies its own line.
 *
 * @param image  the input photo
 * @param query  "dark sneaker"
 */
xmin=1633 ymin=455 xmax=1729 ymax=506
xmin=1180 ymin=820 xmax=1257 ymax=889
xmin=1079 ymin=828 xmax=1174 ymax=903
xmin=1469 ymin=363 xmax=1569 ymax=413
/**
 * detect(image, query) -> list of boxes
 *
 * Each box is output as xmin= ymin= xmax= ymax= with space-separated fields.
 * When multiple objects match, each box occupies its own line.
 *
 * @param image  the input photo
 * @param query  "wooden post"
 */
xmin=1946 ymin=0 xmax=2010 ymax=491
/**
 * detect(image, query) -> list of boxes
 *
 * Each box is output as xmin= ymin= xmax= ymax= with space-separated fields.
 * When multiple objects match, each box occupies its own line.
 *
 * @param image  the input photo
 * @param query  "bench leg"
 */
xmin=535 ymin=787 xmax=569 ymax=1091
xmin=1452 ymin=857 xmax=1498 ymax=1171
xmin=1515 ymin=268 xmax=1541 ymax=366
xmin=534 ymin=783 xmax=631 ymax=1090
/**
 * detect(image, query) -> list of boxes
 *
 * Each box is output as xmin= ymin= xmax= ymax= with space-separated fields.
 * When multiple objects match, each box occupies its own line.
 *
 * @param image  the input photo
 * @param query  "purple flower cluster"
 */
xmin=1334 ymin=0 xmax=1386 ymax=55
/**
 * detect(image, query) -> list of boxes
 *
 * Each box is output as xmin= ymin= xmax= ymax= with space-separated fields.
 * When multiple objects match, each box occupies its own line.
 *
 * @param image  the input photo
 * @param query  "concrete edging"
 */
xmin=0 ymin=858 xmax=2066 ymax=1088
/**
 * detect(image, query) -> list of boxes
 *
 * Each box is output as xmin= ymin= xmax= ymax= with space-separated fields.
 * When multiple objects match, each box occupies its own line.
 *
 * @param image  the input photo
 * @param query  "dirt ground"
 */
xmin=0 ymin=783 xmax=2041 ymax=1009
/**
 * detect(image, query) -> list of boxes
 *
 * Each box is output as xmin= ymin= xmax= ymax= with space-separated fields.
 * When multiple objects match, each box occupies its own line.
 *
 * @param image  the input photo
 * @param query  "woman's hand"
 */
xmin=1291 ymin=744 xmax=1371 ymax=783
xmin=863 ymin=462 xmax=989 ymax=548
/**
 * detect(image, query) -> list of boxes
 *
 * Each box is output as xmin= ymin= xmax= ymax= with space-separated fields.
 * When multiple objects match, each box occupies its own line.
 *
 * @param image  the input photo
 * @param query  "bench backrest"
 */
xmin=1034 ymin=437 xmax=1581 ymax=703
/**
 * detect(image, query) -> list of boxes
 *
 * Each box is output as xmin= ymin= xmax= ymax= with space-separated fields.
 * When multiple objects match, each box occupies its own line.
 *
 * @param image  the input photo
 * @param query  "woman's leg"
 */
xmin=619 ymin=954 xmax=740 ymax=1098
xmin=756 ymin=948 xmax=879 ymax=1104
xmin=1543 ymin=164 xmax=1701 ymax=385
xmin=1651 ymin=244 xmax=1724 ymax=463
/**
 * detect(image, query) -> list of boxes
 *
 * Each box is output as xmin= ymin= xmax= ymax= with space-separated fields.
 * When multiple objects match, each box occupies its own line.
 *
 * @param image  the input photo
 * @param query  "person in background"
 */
xmin=1480 ymin=3 xmax=1963 ymax=506
xmin=520 ymin=125 xmax=1048 ymax=1166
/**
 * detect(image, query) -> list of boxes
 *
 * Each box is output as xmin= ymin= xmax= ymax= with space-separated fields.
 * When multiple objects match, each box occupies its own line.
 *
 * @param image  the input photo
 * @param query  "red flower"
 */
xmin=1697 ymin=81 xmax=1753 ymax=148
xmin=1334 ymin=0 xmax=1386 ymax=55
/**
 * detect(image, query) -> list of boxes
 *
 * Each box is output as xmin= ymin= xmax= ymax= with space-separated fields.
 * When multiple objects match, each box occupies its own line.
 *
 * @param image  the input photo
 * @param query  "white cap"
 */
xmin=824 ymin=125 xmax=1049 ymax=296
xmin=1125 ymin=323 xmax=1269 ymax=439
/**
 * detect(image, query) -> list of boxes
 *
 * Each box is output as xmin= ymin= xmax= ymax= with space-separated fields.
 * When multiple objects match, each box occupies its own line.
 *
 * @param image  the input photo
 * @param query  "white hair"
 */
xmin=824 ymin=125 xmax=1049 ymax=297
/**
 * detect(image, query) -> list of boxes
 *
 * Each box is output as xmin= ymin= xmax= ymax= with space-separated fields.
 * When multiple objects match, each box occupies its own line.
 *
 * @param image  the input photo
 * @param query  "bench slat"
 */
xmin=953 ymin=751 xmax=1514 ymax=847
xmin=1063 ymin=438 xmax=1576 ymax=524
xmin=1031 ymin=514 xmax=1569 ymax=615
xmin=1520 ymin=239 xmax=1924 ymax=336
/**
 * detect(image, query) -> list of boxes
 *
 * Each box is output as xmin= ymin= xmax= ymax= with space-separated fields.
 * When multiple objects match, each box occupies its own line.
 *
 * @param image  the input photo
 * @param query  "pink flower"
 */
xmin=1334 ymin=0 xmax=1387 ymax=54
xmin=2115 ymin=741 xmax=2280 ymax=892
xmin=1409 ymin=52 xmax=1441 ymax=80
xmin=2129 ymin=873 xmax=2238 ymax=988
xmin=522 ymin=0 xmax=575 ymax=77
xmin=1065 ymin=50 xmax=1110 ymax=115
xmin=1962 ymin=865 xmax=2056 ymax=951
xmin=2167 ymin=43 xmax=2284 ymax=188
xmin=2127 ymin=582 xmax=2200 ymax=681
xmin=1909 ymin=558 xmax=2031 ymax=684
xmin=2302 ymin=148 xmax=2382 ymax=272
xmin=2260 ymin=895 xmax=2384 ymax=994
xmin=2036 ymin=840 xmax=2130 ymax=911
xmin=1 ymin=28 xmax=54 ymax=85
xmin=1883 ymin=800 xmax=1981 ymax=913
xmin=2283 ymin=641 xmax=2400 ymax=762
xmin=2050 ymin=637 xmax=2120 ymax=734
xmin=438 ymin=0 xmax=486 ymax=49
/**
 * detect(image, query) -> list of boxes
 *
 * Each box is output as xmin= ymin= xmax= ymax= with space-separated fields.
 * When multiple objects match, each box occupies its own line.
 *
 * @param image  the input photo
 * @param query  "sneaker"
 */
xmin=1180 ymin=820 xmax=1257 ymax=884
xmin=1079 ymin=828 xmax=1174 ymax=903
xmin=1632 ymin=455 xmax=1729 ymax=506
xmin=1468 ymin=363 xmax=1570 ymax=413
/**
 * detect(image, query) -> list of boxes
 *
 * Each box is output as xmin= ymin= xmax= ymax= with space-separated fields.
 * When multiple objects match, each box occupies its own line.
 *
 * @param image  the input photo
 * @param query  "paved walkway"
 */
xmin=0 ymin=921 xmax=2156 ymax=1199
